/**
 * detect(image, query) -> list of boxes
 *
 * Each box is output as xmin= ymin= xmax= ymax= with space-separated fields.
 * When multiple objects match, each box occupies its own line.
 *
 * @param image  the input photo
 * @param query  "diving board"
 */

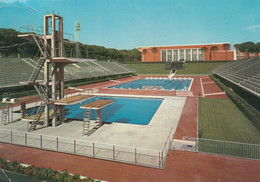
xmin=55 ymin=95 xmax=93 ymax=105
xmin=80 ymin=99 xmax=115 ymax=110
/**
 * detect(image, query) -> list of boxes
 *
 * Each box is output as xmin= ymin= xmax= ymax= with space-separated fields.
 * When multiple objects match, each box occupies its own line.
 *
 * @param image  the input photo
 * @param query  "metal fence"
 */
xmin=197 ymin=138 xmax=260 ymax=160
xmin=0 ymin=129 xmax=169 ymax=169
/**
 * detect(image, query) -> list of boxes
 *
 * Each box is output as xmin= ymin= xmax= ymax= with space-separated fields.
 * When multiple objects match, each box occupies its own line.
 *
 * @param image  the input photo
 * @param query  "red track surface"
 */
xmin=201 ymin=77 xmax=229 ymax=99
xmin=1 ymin=76 xmax=259 ymax=182
xmin=174 ymin=97 xmax=198 ymax=139
xmin=0 ymin=143 xmax=260 ymax=182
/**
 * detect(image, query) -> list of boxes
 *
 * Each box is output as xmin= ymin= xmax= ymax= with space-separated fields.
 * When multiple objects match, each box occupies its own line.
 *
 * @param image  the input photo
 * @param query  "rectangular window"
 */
xmin=167 ymin=50 xmax=172 ymax=62
xmin=161 ymin=50 xmax=166 ymax=62
xmin=186 ymin=49 xmax=191 ymax=61
xmin=173 ymin=50 xmax=178 ymax=61
xmin=179 ymin=49 xmax=184 ymax=61
xmin=192 ymin=49 xmax=197 ymax=61
xmin=198 ymin=49 xmax=203 ymax=60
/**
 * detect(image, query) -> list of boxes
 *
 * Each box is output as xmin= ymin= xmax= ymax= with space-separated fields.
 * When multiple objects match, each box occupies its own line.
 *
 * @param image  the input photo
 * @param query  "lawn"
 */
xmin=125 ymin=63 xmax=169 ymax=75
xmin=198 ymin=97 xmax=260 ymax=144
xmin=176 ymin=62 xmax=227 ymax=75
xmin=125 ymin=62 xmax=228 ymax=75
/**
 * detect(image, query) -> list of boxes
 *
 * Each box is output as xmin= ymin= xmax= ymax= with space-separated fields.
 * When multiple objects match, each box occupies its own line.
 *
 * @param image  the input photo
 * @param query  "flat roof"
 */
xmin=137 ymin=42 xmax=231 ymax=49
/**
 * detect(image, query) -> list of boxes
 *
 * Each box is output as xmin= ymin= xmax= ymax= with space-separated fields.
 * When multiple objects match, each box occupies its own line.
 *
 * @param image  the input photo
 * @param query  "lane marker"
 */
xmin=200 ymin=78 xmax=205 ymax=97
xmin=204 ymin=92 xmax=226 ymax=96
xmin=202 ymin=81 xmax=215 ymax=85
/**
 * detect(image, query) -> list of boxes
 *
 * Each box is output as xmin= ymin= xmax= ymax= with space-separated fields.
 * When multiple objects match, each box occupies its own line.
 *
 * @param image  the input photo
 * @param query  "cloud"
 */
xmin=245 ymin=25 xmax=260 ymax=32
xmin=2 ymin=0 xmax=28 ymax=3
xmin=0 ymin=0 xmax=39 ymax=13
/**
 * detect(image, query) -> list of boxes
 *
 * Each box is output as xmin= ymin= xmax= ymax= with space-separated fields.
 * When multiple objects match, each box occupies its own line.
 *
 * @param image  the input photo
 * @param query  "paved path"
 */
xmin=174 ymin=97 xmax=198 ymax=139
xmin=0 ymin=143 xmax=260 ymax=182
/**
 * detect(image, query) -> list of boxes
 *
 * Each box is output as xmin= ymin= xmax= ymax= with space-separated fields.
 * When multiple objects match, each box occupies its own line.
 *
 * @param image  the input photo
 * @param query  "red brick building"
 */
xmin=137 ymin=43 xmax=235 ymax=62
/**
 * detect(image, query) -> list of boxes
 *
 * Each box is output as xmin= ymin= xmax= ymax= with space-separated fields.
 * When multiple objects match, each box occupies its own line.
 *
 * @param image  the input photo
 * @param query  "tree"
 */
xmin=223 ymin=44 xmax=230 ymax=60
xmin=210 ymin=46 xmax=218 ymax=60
xmin=238 ymin=41 xmax=257 ymax=58
xmin=256 ymin=42 xmax=260 ymax=56
xmin=151 ymin=47 xmax=158 ymax=61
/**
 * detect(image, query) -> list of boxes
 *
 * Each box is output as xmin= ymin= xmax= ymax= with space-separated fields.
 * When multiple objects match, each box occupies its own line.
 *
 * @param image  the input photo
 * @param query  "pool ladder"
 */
xmin=82 ymin=108 xmax=91 ymax=136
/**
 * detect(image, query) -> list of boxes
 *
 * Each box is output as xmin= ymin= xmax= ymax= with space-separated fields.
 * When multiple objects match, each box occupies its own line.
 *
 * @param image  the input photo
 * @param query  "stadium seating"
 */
xmin=213 ymin=57 xmax=260 ymax=96
xmin=0 ymin=58 xmax=135 ymax=88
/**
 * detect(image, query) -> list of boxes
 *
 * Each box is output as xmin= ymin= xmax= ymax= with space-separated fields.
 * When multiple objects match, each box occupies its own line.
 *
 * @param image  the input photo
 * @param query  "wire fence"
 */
xmin=0 ymin=128 xmax=171 ymax=169
xmin=197 ymin=138 xmax=260 ymax=160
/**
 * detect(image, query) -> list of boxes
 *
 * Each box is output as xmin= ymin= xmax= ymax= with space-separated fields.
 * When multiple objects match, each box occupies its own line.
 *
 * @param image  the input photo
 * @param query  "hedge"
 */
xmin=210 ymin=74 xmax=260 ymax=131
xmin=0 ymin=157 xmax=98 ymax=182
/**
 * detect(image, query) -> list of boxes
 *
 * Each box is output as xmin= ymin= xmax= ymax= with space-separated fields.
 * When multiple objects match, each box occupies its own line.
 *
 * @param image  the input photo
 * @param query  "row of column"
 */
xmin=163 ymin=49 xmax=204 ymax=62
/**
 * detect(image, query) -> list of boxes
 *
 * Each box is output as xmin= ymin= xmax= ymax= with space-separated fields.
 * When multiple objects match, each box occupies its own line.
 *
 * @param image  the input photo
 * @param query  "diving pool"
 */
xmin=109 ymin=77 xmax=192 ymax=91
xmin=65 ymin=96 xmax=163 ymax=125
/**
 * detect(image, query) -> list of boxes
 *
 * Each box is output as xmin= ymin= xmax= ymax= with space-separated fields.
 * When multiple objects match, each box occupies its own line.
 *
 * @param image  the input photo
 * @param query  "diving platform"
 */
xmin=80 ymin=99 xmax=115 ymax=136
xmin=80 ymin=99 xmax=115 ymax=110
xmin=54 ymin=95 xmax=93 ymax=105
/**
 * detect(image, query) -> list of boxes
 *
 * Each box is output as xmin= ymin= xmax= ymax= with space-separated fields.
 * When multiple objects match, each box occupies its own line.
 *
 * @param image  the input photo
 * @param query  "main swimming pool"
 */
xmin=109 ymin=77 xmax=192 ymax=91
xmin=65 ymin=96 xmax=163 ymax=125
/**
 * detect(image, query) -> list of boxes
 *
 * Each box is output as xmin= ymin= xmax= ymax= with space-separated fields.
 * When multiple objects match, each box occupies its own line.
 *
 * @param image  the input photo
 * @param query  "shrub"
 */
xmin=0 ymin=157 xmax=97 ymax=182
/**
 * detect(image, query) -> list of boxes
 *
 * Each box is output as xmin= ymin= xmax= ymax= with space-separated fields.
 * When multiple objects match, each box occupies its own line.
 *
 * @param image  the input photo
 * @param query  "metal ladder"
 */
xmin=1 ymin=106 xmax=9 ymax=125
xmin=82 ymin=108 xmax=91 ymax=136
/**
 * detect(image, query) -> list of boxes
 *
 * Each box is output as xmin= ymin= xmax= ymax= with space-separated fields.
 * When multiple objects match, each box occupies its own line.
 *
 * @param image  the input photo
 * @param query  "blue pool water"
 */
xmin=109 ymin=78 xmax=192 ymax=91
xmin=65 ymin=96 xmax=163 ymax=125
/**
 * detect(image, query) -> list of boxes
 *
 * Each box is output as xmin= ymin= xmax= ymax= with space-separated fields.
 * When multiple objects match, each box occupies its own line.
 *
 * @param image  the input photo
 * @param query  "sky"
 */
xmin=0 ymin=0 xmax=260 ymax=50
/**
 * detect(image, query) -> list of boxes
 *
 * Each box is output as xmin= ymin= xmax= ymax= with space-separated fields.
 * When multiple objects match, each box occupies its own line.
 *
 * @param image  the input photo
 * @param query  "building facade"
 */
xmin=137 ymin=43 xmax=235 ymax=62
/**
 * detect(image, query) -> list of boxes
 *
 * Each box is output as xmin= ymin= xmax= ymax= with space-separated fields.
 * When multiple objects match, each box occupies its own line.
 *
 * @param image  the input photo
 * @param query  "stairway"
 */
xmin=34 ymin=84 xmax=49 ymax=102
xmin=82 ymin=109 xmax=91 ymax=136
xmin=28 ymin=104 xmax=45 ymax=131
xmin=29 ymin=35 xmax=50 ymax=84
xmin=27 ymin=35 xmax=52 ymax=132
xmin=29 ymin=58 xmax=45 ymax=84
xmin=28 ymin=85 xmax=50 ymax=131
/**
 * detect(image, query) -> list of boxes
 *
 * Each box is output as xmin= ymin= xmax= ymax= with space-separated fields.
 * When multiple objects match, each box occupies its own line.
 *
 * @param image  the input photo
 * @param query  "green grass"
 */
xmin=176 ymin=62 xmax=227 ymax=75
xmin=125 ymin=63 xmax=169 ymax=75
xmin=198 ymin=97 xmax=260 ymax=144
xmin=125 ymin=62 xmax=228 ymax=75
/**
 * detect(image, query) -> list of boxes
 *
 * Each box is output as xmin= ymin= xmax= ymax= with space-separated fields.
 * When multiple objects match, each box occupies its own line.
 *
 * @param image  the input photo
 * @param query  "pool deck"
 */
xmin=1 ymin=95 xmax=186 ymax=151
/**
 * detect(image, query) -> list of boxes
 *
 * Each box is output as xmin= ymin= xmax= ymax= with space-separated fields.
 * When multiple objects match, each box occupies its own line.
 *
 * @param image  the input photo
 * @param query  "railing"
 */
xmin=197 ymin=138 xmax=260 ymax=160
xmin=161 ymin=127 xmax=175 ymax=164
xmin=0 ymin=129 xmax=167 ymax=169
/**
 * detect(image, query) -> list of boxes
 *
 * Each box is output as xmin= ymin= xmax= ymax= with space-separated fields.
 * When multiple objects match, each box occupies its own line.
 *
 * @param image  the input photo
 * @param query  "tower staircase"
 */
xmin=27 ymin=35 xmax=53 ymax=132
xmin=29 ymin=35 xmax=50 ymax=84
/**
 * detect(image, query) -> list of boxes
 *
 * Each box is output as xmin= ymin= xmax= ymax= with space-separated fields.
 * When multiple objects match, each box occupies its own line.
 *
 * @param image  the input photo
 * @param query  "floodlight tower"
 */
xmin=74 ymin=21 xmax=81 ymax=58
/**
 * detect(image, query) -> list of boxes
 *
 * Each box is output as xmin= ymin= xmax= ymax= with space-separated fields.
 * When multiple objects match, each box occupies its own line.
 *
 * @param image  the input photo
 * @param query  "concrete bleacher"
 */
xmin=213 ymin=57 xmax=260 ymax=96
xmin=0 ymin=58 xmax=136 ymax=88
xmin=0 ymin=58 xmax=43 ymax=88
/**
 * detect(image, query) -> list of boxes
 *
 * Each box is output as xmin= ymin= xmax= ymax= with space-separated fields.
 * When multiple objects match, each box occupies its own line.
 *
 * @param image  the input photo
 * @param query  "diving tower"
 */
xmin=18 ymin=12 xmax=78 ymax=131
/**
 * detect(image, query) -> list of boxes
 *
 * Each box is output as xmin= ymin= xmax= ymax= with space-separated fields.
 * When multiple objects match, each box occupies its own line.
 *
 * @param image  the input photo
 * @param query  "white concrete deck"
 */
xmin=0 ymin=95 xmax=186 ymax=151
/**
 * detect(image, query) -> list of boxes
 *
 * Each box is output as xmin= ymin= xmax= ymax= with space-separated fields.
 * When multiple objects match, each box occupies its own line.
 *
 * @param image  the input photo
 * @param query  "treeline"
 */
xmin=234 ymin=41 xmax=260 ymax=54
xmin=0 ymin=28 xmax=141 ymax=62
xmin=0 ymin=28 xmax=38 ymax=58
xmin=64 ymin=42 xmax=141 ymax=62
